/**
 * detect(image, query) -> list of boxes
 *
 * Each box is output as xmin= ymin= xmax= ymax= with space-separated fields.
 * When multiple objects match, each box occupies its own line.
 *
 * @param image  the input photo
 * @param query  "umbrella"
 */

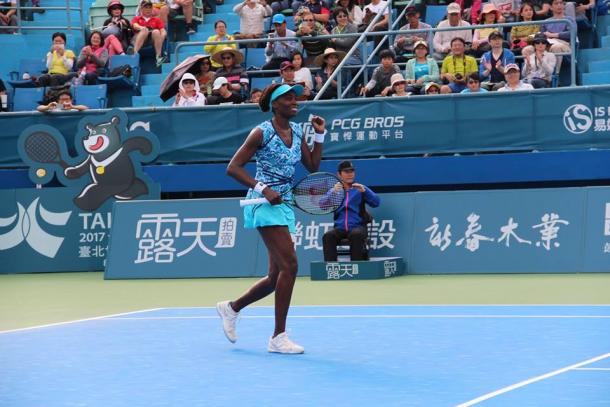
xmin=159 ymin=54 xmax=211 ymax=102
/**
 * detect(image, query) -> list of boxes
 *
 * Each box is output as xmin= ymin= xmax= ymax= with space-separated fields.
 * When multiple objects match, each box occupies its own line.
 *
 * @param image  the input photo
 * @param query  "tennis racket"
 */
xmin=23 ymin=131 xmax=69 ymax=169
xmin=239 ymin=172 xmax=346 ymax=215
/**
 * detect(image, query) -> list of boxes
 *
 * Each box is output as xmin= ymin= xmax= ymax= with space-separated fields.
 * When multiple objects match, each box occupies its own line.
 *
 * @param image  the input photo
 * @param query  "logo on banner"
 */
xmin=563 ymin=104 xmax=593 ymax=134
xmin=18 ymin=109 xmax=159 ymax=212
xmin=0 ymin=198 xmax=71 ymax=258
xmin=300 ymin=114 xmax=406 ymax=144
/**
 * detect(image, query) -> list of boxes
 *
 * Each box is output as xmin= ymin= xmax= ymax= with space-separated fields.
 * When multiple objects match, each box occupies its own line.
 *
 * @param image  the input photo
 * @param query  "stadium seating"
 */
xmin=12 ymin=87 xmax=45 ymax=111
xmin=8 ymin=58 xmax=47 ymax=88
xmin=73 ymin=84 xmax=108 ymax=108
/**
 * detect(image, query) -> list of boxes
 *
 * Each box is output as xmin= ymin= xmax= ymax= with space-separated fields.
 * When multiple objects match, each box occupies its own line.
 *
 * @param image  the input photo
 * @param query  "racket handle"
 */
xmin=239 ymin=197 xmax=269 ymax=207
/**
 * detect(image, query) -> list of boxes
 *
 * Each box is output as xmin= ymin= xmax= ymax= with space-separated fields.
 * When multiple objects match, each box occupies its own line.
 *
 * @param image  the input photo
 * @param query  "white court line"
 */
xmin=106 ymin=314 xmax=610 ymax=320
xmin=572 ymin=367 xmax=610 ymax=371
xmin=455 ymin=352 xmax=610 ymax=407
xmin=166 ymin=304 xmax=610 ymax=309
xmin=0 ymin=308 xmax=163 ymax=335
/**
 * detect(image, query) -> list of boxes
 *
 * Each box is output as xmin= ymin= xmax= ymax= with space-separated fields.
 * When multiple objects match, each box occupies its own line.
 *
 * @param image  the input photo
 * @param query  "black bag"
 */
xmin=108 ymin=64 xmax=132 ymax=78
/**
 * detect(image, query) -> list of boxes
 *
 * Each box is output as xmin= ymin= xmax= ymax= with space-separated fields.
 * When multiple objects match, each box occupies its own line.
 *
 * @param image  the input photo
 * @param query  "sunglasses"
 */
xmin=110 ymin=5 xmax=122 ymax=10
xmin=534 ymin=40 xmax=546 ymax=44
xmin=303 ymin=18 xmax=314 ymax=22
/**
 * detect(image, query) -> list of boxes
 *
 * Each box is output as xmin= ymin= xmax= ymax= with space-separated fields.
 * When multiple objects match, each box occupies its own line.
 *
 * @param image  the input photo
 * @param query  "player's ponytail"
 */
xmin=258 ymin=83 xmax=283 ymax=113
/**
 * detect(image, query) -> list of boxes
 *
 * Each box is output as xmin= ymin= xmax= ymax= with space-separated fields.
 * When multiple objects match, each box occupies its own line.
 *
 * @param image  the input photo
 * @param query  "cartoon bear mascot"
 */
xmin=65 ymin=116 xmax=152 ymax=211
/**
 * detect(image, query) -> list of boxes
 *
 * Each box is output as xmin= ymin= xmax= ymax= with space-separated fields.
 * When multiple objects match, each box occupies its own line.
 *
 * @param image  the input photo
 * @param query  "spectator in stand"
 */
xmin=173 ymin=72 xmax=207 ymax=106
xmin=38 ymin=32 xmax=77 ymax=87
xmin=460 ymin=72 xmax=488 ymax=93
xmin=510 ymin=2 xmax=540 ymax=55
xmin=37 ymin=90 xmax=88 ymax=112
xmin=292 ymin=51 xmax=313 ymax=90
xmin=207 ymin=76 xmax=244 ymax=104
xmin=490 ymin=0 xmax=520 ymax=22
xmin=440 ymin=37 xmax=478 ymax=94
xmin=433 ymin=3 xmax=472 ymax=60
xmin=204 ymin=20 xmax=237 ymax=69
xmin=390 ymin=73 xmax=409 ymax=97
xmin=293 ymin=0 xmax=330 ymax=26
xmin=530 ymin=0 xmax=552 ymax=19
xmin=145 ymin=0 xmax=169 ymax=25
xmin=295 ymin=10 xmax=329 ymax=66
xmin=404 ymin=40 xmax=440 ymax=95
xmin=212 ymin=47 xmax=249 ymax=94
xmin=280 ymin=60 xmax=312 ymax=99
xmin=479 ymin=30 xmax=515 ymax=90
xmin=0 ymin=0 xmax=17 ymax=34
xmin=394 ymin=6 xmax=432 ymax=60
xmin=103 ymin=0 xmax=132 ymax=56
xmin=330 ymin=7 xmax=361 ymax=66
xmin=263 ymin=14 xmax=301 ymax=70
xmin=455 ymin=0 xmax=482 ymax=25
xmin=498 ymin=63 xmax=534 ymax=91
xmin=472 ymin=3 xmax=502 ymax=57
xmin=169 ymin=0 xmax=196 ymax=35
xmin=334 ymin=0 xmax=363 ymax=27
xmin=424 ymin=82 xmax=441 ymax=94
xmin=571 ymin=0 xmax=595 ymax=28
xmin=314 ymin=47 xmax=345 ymax=99
xmin=522 ymin=0 xmax=574 ymax=73
xmin=233 ymin=0 xmax=272 ymax=43
xmin=195 ymin=55 xmax=215 ymax=96
xmin=131 ymin=0 xmax=167 ymax=67
xmin=360 ymin=49 xmax=400 ymax=97
xmin=362 ymin=0 xmax=389 ymax=47
xmin=0 ymin=78 xmax=7 ymax=111
xmin=248 ymin=87 xmax=262 ymax=103
xmin=521 ymin=33 xmax=556 ymax=88
xmin=76 ymin=31 xmax=109 ymax=85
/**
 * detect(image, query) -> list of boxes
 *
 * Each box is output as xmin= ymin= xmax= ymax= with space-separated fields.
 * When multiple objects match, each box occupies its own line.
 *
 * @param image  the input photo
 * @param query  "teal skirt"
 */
xmin=243 ymin=190 xmax=296 ymax=233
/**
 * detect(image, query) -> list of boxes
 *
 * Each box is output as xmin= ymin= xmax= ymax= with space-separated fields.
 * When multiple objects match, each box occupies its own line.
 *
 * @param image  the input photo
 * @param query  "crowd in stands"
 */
xmin=0 ymin=0 xmax=599 ymax=111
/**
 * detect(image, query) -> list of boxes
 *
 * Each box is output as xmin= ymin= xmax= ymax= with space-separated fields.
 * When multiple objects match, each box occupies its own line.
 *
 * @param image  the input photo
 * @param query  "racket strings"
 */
xmin=293 ymin=173 xmax=345 ymax=215
xmin=25 ymin=133 xmax=60 ymax=163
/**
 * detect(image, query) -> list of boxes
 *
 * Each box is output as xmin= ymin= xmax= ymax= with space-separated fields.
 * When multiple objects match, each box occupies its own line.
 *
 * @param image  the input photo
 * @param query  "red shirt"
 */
xmin=131 ymin=15 xmax=164 ymax=30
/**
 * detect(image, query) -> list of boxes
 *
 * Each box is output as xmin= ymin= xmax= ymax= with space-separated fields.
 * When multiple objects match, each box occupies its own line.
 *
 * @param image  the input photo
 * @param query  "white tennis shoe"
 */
xmin=216 ymin=301 xmax=239 ymax=343
xmin=268 ymin=332 xmax=305 ymax=354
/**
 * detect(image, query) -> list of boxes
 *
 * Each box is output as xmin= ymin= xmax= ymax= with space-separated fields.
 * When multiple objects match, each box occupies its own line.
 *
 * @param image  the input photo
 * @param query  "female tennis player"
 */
xmin=217 ymin=83 xmax=326 ymax=354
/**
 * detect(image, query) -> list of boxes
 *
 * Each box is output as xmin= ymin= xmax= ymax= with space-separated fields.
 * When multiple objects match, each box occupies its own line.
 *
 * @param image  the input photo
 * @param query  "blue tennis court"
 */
xmin=1 ymin=305 xmax=609 ymax=406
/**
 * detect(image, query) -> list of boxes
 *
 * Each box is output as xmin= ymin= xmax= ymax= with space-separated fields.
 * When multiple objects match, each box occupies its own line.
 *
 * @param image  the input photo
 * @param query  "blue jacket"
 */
xmin=334 ymin=186 xmax=380 ymax=231
xmin=479 ymin=48 xmax=515 ymax=82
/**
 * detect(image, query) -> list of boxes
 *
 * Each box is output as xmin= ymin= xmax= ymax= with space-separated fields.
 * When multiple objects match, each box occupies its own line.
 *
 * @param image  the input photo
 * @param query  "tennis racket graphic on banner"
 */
xmin=240 ymin=172 xmax=346 ymax=215
xmin=21 ymin=130 xmax=70 ymax=182
xmin=24 ymin=130 xmax=69 ymax=167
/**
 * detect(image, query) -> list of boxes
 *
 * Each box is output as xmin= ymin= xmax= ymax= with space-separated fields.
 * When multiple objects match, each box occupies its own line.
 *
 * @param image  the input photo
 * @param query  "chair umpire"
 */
xmin=322 ymin=160 xmax=381 ymax=261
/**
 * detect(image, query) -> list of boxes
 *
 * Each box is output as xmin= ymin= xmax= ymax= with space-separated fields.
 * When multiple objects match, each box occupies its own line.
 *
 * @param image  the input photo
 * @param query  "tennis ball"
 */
xmin=36 ymin=168 xmax=46 ymax=178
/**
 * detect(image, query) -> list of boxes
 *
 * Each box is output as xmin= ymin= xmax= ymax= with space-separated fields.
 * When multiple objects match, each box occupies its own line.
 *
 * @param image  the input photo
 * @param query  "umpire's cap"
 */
xmin=337 ymin=160 xmax=355 ymax=172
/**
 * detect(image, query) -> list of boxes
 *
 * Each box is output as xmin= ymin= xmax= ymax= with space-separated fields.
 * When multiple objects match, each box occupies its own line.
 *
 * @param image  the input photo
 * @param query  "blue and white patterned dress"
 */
xmin=243 ymin=120 xmax=303 ymax=232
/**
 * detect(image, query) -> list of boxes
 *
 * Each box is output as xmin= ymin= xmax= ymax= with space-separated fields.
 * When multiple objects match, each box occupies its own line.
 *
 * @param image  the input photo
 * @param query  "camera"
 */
xmin=455 ymin=73 xmax=463 ymax=80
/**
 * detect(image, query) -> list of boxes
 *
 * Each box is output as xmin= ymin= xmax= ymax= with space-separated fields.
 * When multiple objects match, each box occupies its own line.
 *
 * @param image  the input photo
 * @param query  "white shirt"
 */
xmin=233 ymin=1 xmax=272 ymax=35
xmin=498 ymin=82 xmax=535 ymax=91
xmin=364 ymin=0 xmax=389 ymax=16
xmin=294 ymin=67 xmax=313 ymax=90
xmin=173 ymin=92 xmax=207 ymax=107
xmin=433 ymin=19 xmax=472 ymax=53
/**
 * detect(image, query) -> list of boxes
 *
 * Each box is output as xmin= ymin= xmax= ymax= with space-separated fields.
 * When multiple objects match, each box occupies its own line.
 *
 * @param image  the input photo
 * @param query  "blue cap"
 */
xmin=269 ymin=84 xmax=304 ymax=109
xmin=272 ymin=14 xmax=286 ymax=24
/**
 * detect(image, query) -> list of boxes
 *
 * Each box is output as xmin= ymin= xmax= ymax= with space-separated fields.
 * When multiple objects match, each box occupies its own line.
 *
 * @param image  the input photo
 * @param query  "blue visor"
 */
xmin=269 ymin=84 xmax=304 ymax=109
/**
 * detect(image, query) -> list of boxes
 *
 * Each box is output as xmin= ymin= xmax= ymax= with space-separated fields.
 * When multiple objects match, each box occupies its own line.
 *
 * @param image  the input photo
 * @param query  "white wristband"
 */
xmin=314 ymin=131 xmax=326 ymax=143
xmin=253 ymin=181 xmax=268 ymax=194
